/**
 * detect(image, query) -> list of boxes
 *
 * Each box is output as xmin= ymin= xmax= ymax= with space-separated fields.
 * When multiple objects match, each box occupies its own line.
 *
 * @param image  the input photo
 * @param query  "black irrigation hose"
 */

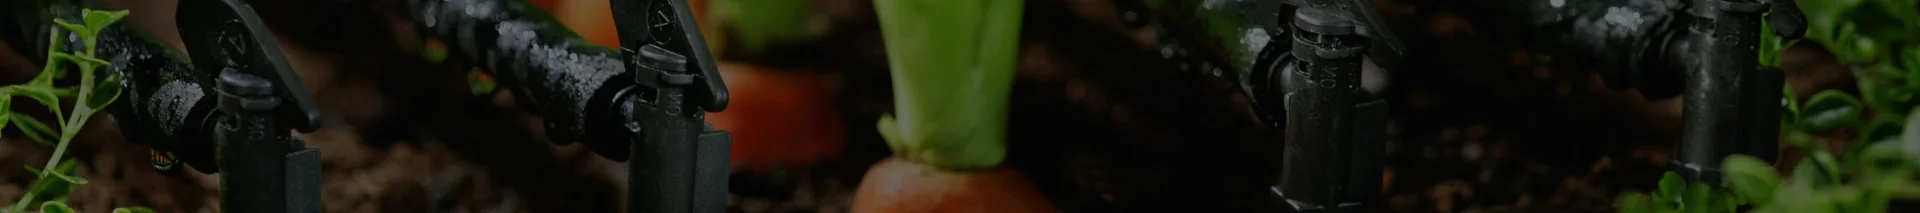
xmin=397 ymin=0 xmax=637 ymax=159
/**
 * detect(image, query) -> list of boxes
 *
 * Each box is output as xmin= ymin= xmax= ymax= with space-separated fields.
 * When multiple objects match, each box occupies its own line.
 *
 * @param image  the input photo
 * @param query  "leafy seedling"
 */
xmin=0 ymin=8 xmax=151 ymax=213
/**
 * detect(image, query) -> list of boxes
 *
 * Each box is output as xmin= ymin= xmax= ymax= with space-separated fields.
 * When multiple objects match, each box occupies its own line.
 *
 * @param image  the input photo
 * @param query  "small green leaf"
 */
xmin=1760 ymin=23 xmax=1795 ymax=67
xmin=50 ymin=52 xmax=110 ymax=69
xmin=1902 ymin=107 xmax=1920 ymax=165
xmin=50 ymin=19 xmax=89 ymax=38
xmin=81 ymin=9 xmax=131 ymax=33
xmin=0 ymin=115 xmax=10 ymax=139
xmin=1859 ymin=117 xmax=1904 ymax=144
xmin=111 ymin=207 xmax=156 ymax=213
xmin=9 ymin=85 xmax=65 ymax=112
xmin=24 ymin=160 xmax=85 ymax=204
xmin=1716 ymin=189 xmax=1741 ymax=213
xmin=39 ymin=201 xmax=75 ymax=213
xmin=1657 ymin=171 xmax=1687 ymax=204
xmin=1761 ymin=179 xmax=1818 ymax=213
xmin=1857 ymin=141 xmax=1912 ymax=190
xmin=1787 ymin=130 xmax=1818 ymax=148
xmin=1684 ymin=182 xmax=1711 ymax=213
xmin=1811 ymin=152 xmax=1842 ymax=183
xmin=1723 ymin=155 xmax=1781 ymax=204
xmin=1790 ymin=156 xmax=1834 ymax=187
xmin=42 ymin=169 xmax=87 ymax=185
xmin=1902 ymin=46 xmax=1920 ymax=90
xmin=85 ymin=74 xmax=124 ymax=110
xmin=877 ymin=114 xmax=905 ymax=152
xmin=1842 ymin=30 xmax=1878 ymax=64
xmin=0 ymin=95 xmax=12 ymax=114
xmin=0 ymin=97 xmax=12 ymax=139
xmin=1895 ymin=182 xmax=1920 ymax=199
xmin=1784 ymin=84 xmax=1803 ymax=125
xmin=1826 ymin=187 xmax=1871 ymax=213
xmin=1618 ymin=192 xmax=1655 ymax=213
xmin=11 ymin=114 xmax=56 ymax=144
xmin=1859 ymin=67 xmax=1918 ymax=117
xmin=1800 ymin=90 xmax=1865 ymax=131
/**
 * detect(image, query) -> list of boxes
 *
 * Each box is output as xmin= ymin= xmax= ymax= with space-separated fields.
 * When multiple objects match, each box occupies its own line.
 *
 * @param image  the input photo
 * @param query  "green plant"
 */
xmin=1632 ymin=87 xmax=1920 ymax=213
xmin=1620 ymin=0 xmax=1920 ymax=211
xmin=0 ymin=8 xmax=152 ymax=213
xmin=1619 ymin=108 xmax=1920 ymax=213
xmin=1616 ymin=172 xmax=1746 ymax=213
xmin=1789 ymin=0 xmax=1920 ymax=118
xmin=1620 ymin=78 xmax=1920 ymax=213
xmin=1705 ymin=107 xmax=1920 ymax=213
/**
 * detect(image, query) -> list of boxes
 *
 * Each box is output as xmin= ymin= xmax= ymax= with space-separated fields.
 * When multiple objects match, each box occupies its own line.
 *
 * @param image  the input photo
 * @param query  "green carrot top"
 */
xmin=872 ymin=0 xmax=1024 ymax=170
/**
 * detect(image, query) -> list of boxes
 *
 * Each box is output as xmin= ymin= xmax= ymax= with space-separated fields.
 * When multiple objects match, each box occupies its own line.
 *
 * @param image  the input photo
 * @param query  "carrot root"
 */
xmin=852 ymin=157 xmax=1055 ymax=213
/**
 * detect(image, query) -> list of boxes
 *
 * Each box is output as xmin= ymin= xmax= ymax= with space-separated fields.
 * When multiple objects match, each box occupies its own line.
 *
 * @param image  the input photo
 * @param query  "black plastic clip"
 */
xmin=608 ymin=0 xmax=732 ymax=212
xmin=177 ymin=0 xmax=325 ymax=212
xmin=1264 ymin=0 xmax=1398 ymax=212
xmin=1271 ymin=91 xmax=1387 ymax=213
xmin=1671 ymin=0 xmax=1798 ymax=184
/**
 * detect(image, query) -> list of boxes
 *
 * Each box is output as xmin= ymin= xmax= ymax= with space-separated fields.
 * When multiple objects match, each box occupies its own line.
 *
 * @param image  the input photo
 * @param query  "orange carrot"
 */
xmin=853 ymin=158 xmax=1055 ymax=213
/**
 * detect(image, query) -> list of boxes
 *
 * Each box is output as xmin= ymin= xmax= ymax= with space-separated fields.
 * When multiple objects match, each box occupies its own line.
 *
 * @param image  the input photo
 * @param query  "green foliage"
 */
xmin=1727 ymin=75 xmax=1920 ymax=213
xmin=1908 ymin=107 xmax=1920 ymax=158
xmin=1759 ymin=23 xmax=1797 ymax=68
xmin=1800 ymin=90 xmax=1865 ymax=132
xmin=110 ymin=207 xmax=155 ymax=213
xmin=1722 ymin=155 xmax=1779 ymax=203
xmin=36 ymin=202 xmax=73 ymax=213
xmin=1622 ymin=0 xmax=1920 ymax=211
xmin=1791 ymin=0 xmax=1920 ymax=117
xmin=0 ymin=8 xmax=150 ymax=213
xmin=1620 ymin=144 xmax=1919 ymax=213
xmin=1795 ymin=0 xmax=1920 ymax=65
xmin=1616 ymin=172 xmax=1745 ymax=213
xmin=1726 ymin=140 xmax=1918 ymax=213
xmin=1678 ymin=68 xmax=1920 ymax=213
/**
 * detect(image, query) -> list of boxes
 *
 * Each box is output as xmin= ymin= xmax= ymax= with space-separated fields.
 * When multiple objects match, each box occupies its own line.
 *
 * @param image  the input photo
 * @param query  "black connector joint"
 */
xmin=1261 ymin=3 xmax=1393 ymax=212
xmin=610 ymin=0 xmax=731 ymax=212
xmin=178 ymin=0 xmax=326 ymax=211
xmin=1670 ymin=0 xmax=1795 ymax=184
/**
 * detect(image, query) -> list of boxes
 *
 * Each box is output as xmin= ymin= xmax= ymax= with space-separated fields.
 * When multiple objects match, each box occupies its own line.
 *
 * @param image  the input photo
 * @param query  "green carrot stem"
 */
xmin=872 ymin=0 xmax=1023 ymax=170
